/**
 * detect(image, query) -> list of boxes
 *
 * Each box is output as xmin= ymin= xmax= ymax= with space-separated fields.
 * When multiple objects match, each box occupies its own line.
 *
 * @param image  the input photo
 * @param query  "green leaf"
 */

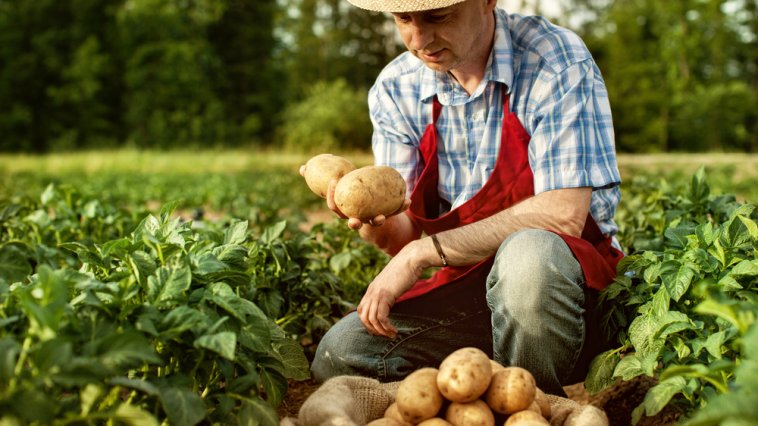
xmin=114 ymin=403 xmax=160 ymax=426
xmin=213 ymin=244 xmax=248 ymax=268
xmin=695 ymin=299 xmax=746 ymax=334
xmin=736 ymin=215 xmax=758 ymax=240
xmin=20 ymin=265 xmax=68 ymax=341
xmin=329 ymin=251 xmax=353 ymax=274
xmin=660 ymin=364 xmax=710 ymax=381
xmin=0 ymin=244 xmax=33 ymax=284
xmin=260 ymin=220 xmax=287 ymax=245
xmin=259 ymin=367 xmax=288 ymax=407
xmin=729 ymin=259 xmax=758 ymax=278
xmin=613 ymin=354 xmax=647 ymax=381
xmin=665 ymin=226 xmax=695 ymax=249
xmin=40 ymin=183 xmax=56 ymax=205
xmin=98 ymin=331 xmax=163 ymax=370
xmin=79 ymin=384 xmax=103 ymax=416
xmin=238 ymin=323 xmax=272 ymax=353
xmin=192 ymin=252 xmax=227 ymax=275
xmin=709 ymin=239 xmax=727 ymax=267
xmin=273 ymin=338 xmax=311 ymax=380
xmin=15 ymin=388 xmax=57 ymax=423
xmin=742 ymin=321 xmax=758 ymax=359
xmin=224 ymin=219 xmax=249 ymax=245
xmin=159 ymin=386 xmax=206 ymax=426
xmin=629 ymin=315 xmax=665 ymax=356
xmin=194 ymin=332 xmax=237 ymax=361
xmin=697 ymin=222 xmax=716 ymax=246
xmin=704 ymin=331 xmax=727 ymax=358
xmin=160 ymin=306 xmax=209 ymax=337
xmin=682 ymin=392 xmax=758 ymax=426
xmin=110 ymin=377 xmax=161 ymax=396
xmin=238 ymin=397 xmax=279 ymax=426
xmin=664 ymin=265 xmax=696 ymax=302
xmin=0 ymin=338 xmax=20 ymax=384
xmin=34 ymin=338 xmax=72 ymax=373
xmin=207 ymin=282 xmax=268 ymax=322
xmin=642 ymin=377 xmax=687 ymax=417
xmin=147 ymin=264 xmax=192 ymax=308
xmin=128 ymin=250 xmax=157 ymax=283
xmin=585 ymin=349 xmax=622 ymax=394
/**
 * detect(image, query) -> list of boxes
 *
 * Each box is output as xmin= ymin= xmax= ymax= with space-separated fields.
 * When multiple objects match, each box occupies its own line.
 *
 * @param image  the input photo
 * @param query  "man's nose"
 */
xmin=408 ymin=21 xmax=433 ymax=51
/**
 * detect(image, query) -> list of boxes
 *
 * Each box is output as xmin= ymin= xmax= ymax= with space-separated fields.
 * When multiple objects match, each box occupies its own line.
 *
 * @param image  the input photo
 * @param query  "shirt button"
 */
xmin=472 ymin=111 xmax=484 ymax=121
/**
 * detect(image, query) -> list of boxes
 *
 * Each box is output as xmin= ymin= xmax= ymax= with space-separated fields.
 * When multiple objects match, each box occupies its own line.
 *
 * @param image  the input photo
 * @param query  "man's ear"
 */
xmin=485 ymin=0 xmax=498 ymax=13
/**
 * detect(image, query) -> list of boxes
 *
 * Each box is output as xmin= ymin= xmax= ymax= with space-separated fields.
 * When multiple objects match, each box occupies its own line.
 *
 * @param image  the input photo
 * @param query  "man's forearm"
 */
xmin=426 ymin=187 xmax=592 ymax=267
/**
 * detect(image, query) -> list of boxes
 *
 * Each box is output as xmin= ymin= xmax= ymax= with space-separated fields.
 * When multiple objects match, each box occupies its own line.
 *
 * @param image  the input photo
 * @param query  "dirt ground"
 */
xmin=277 ymin=375 xmax=683 ymax=425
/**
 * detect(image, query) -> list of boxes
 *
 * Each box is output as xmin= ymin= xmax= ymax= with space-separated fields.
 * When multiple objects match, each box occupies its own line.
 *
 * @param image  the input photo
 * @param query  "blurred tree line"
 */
xmin=0 ymin=0 xmax=755 ymax=153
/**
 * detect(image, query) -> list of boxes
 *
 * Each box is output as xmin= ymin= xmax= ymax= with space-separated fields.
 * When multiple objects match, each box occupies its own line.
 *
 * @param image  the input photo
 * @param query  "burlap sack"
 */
xmin=281 ymin=376 xmax=608 ymax=426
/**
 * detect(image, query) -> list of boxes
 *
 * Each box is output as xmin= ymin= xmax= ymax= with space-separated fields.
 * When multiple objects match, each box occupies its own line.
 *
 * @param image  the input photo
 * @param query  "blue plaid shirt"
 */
xmin=369 ymin=9 xmax=621 ymax=237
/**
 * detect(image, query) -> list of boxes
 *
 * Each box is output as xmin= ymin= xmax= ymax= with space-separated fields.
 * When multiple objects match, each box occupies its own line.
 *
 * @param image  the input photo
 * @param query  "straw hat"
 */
xmin=346 ymin=0 xmax=468 ymax=13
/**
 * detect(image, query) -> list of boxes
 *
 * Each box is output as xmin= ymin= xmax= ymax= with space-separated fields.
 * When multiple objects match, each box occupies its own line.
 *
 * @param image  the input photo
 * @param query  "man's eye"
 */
xmin=428 ymin=14 xmax=449 ymax=23
xmin=394 ymin=14 xmax=411 ymax=23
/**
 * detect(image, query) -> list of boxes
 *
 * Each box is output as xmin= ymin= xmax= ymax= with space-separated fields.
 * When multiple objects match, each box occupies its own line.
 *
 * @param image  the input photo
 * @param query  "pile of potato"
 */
xmin=302 ymin=154 xmax=406 ymax=220
xmin=369 ymin=347 xmax=552 ymax=426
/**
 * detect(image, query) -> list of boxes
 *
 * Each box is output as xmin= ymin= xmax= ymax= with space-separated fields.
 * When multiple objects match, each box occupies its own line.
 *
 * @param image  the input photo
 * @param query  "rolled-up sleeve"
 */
xmin=527 ymin=60 xmax=621 ymax=195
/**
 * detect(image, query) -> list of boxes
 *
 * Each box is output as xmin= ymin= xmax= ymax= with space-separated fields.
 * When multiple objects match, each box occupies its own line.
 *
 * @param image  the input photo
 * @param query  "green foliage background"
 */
xmin=0 ymin=0 xmax=755 ymax=153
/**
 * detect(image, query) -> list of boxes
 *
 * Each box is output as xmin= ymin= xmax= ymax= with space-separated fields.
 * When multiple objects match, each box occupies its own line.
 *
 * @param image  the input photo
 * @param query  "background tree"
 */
xmin=0 ymin=0 xmax=754 ymax=152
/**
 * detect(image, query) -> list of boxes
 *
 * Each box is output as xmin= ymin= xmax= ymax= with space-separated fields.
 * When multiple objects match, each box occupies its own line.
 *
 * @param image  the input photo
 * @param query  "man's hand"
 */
xmin=356 ymin=249 xmax=421 ymax=338
xmin=356 ymin=238 xmax=439 ymax=338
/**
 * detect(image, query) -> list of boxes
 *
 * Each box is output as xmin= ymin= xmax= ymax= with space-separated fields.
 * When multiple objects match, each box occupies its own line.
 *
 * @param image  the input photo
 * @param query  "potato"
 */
xmin=563 ymin=405 xmax=609 ymax=426
xmin=384 ymin=403 xmax=413 ymax=426
xmin=396 ymin=368 xmax=444 ymax=423
xmin=445 ymin=400 xmax=495 ymax=426
xmin=533 ymin=388 xmax=551 ymax=419
xmin=489 ymin=359 xmax=506 ymax=376
xmin=367 ymin=418 xmax=404 ymax=426
xmin=303 ymin=154 xmax=356 ymax=198
xmin=437 ymin=347 xmax=493 ymax=403
xmin=333 ymin=165 xmax=406 ymax=220
xmin=417 ymin=418 xmax=453 ymax=426
xmin=503 ymin=410 xmax=549 ymax=426
xmin=485 ymin=367 xmax=537 ymax=415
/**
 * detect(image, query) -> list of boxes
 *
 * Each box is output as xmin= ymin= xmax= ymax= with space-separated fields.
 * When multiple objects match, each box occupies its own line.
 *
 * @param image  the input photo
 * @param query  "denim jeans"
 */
xmin=310 ymin=229 xmax=608 ymax=395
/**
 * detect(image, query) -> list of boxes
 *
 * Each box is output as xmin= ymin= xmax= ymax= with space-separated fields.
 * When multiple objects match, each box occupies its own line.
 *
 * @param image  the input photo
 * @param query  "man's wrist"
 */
xmin=404 ymin=236 xmax=447 ymax=270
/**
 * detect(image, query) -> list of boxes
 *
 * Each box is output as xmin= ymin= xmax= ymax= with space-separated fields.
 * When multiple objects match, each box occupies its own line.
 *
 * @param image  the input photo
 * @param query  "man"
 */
xmin=305 ymin=0 xmax=623 ymax=395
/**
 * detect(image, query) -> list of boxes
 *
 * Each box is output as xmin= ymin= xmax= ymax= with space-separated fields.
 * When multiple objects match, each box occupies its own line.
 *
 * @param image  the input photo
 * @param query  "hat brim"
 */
xmin=346 ymin=0 xmax=467 ymax=13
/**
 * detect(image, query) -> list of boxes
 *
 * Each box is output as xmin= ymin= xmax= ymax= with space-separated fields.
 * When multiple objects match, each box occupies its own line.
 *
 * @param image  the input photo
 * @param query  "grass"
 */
xmin=1 ymin=149 xmax=755 ymax=201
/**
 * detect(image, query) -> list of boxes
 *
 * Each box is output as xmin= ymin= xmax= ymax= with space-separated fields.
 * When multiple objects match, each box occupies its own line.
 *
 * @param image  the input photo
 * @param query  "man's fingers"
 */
xmin=326 ymin=180 xmax=348 ymax=219
xmin=370 ymin=215 xmax=386 ymax=227
xmin=299 ymin=165 xmax=306 ymax=176
xmin=377 ymin=302 xmax=397 ymax=338
xmin=367 ymin=300 xmax=390 ymax=337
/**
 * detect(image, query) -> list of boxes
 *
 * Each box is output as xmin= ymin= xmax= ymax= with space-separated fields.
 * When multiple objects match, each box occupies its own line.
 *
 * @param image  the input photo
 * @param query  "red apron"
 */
xmin=396 ymin=91 xmax=623 ymax=303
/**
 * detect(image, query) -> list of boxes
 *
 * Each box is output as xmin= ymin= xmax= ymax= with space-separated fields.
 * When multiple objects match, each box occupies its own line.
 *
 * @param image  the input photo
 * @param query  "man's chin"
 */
xmin=422 ymin=61 xmax=452 ymax=73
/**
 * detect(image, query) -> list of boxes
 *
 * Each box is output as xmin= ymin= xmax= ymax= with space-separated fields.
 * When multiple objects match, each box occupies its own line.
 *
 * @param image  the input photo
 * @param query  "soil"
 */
xmin=277 ymin=375 xmax=683 ymax=425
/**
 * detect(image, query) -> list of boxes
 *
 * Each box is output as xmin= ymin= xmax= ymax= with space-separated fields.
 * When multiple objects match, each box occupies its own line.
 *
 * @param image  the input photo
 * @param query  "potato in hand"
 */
xmin=303 ymin=154 xmax=356 ymax=198
xmin=334 ymin=165 xmax=406 ymax=220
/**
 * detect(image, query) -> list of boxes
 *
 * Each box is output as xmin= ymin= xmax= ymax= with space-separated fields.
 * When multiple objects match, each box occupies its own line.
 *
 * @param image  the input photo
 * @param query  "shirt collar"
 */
xmin=420 ymin=9 xmax=514 ymax=105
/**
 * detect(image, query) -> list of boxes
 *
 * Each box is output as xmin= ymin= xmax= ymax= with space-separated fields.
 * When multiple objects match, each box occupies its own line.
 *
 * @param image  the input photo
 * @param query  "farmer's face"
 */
xmin=392 ymin=0 xmax=496 ymax=73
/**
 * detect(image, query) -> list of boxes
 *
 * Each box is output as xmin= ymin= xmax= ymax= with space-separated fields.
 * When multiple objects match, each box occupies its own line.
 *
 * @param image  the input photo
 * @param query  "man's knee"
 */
xmin=486 ymin=229 xmax=582 ymax=311
xmin=311 ymin=312 xmax=369 ymax=383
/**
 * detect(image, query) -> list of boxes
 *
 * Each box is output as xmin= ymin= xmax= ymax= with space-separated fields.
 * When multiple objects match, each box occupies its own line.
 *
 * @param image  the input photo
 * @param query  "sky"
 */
xmin=498 ymin=0 xmax=563 ymax=17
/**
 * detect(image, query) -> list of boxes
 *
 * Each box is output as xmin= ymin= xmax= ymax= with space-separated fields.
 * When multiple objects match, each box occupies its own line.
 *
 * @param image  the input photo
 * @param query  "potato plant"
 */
xmin=587 ymin=168 xmax=758 ymax=424
xmin=0 ymin=179 xmax=389 ymax=425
